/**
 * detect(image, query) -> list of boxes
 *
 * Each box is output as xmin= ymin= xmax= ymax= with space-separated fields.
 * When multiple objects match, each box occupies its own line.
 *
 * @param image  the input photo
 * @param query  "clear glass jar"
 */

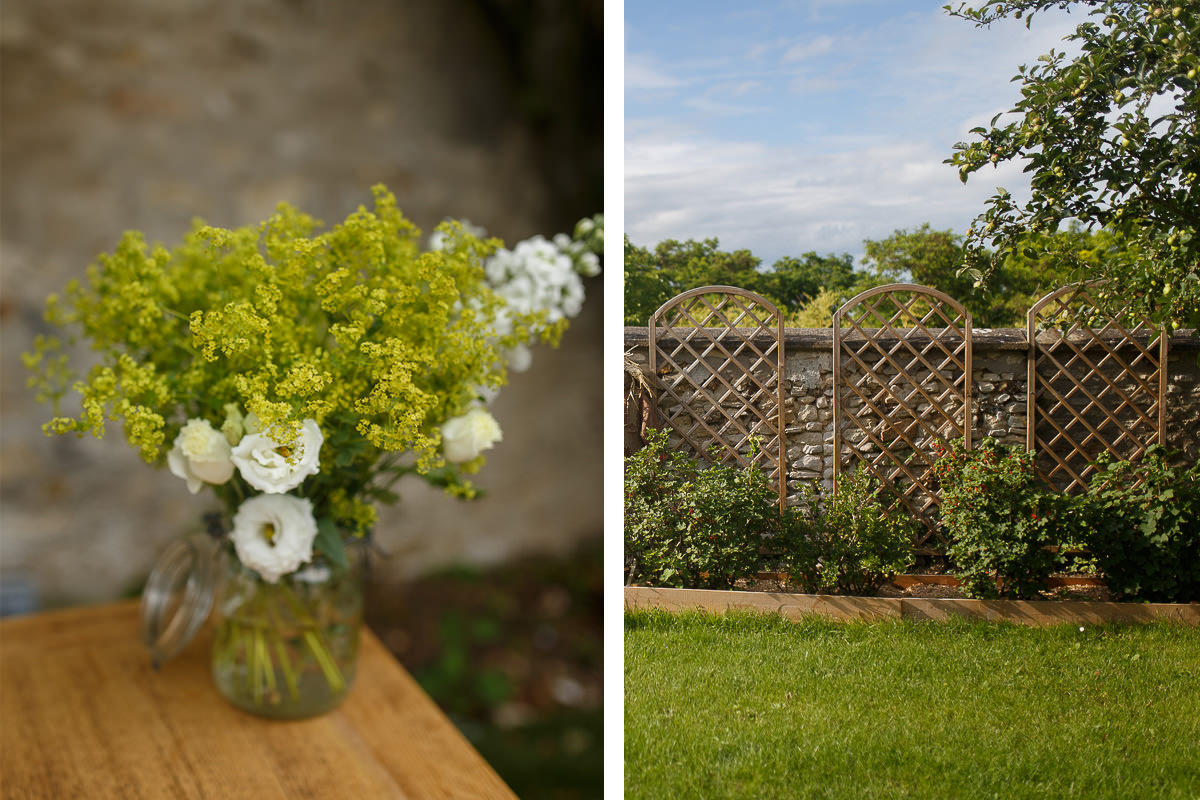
xmin=209 ymin=542 xmax=365 ymax=719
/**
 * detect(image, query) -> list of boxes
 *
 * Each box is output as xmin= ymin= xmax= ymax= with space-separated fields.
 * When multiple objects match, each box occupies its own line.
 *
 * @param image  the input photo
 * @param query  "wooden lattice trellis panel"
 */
xmin=833 ymin=284 xmax=972 ymax=551
xmin=1027 ymin=282 xmax=1167 ymax=493
xmin=649 ymin=286 xmax=787 ymax=512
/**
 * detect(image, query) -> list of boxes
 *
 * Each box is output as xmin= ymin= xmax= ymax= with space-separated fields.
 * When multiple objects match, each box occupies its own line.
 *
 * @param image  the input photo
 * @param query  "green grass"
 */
xmin=625 ymin=609 xmax=1200 ymax=800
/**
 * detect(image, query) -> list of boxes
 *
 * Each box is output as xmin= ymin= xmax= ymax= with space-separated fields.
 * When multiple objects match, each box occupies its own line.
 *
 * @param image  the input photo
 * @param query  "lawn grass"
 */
xmin=625 ymin=609 xmax=1200 ymax=800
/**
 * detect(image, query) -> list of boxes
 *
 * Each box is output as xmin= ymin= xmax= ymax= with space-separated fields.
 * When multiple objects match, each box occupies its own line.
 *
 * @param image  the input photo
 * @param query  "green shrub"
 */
xmin=624 ymin=429 xmax=781 ymax=589
xmin=1080 ymin=446 xmax=1200 ymax=603
xmin=781 ymin=467 xmax=916 ymax=595
xmin=933 ymin=438 xmax=1072 ymax=599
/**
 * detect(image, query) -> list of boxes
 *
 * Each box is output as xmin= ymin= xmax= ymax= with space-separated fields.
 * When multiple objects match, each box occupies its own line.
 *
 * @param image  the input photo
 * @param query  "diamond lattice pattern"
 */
xmin=651 ymin=289 xmax=785 ymax=509
xmin=1029 ymin=283 xmax=1165 ymax=493
xmin=834 ymin=287 xmax=972 ymax=550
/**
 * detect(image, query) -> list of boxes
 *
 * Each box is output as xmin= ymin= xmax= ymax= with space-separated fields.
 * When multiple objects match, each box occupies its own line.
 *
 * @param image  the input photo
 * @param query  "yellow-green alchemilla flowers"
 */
xmin=24 ymin=186 xmax=600 ymax=575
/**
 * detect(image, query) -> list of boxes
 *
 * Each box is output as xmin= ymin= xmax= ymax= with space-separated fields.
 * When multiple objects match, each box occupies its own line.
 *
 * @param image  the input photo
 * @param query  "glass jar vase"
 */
xmin=209 ymin=542 xmax=365 ymax=719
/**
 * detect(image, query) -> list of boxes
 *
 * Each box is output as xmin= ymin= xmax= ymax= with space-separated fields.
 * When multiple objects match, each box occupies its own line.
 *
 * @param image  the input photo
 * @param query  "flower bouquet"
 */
xmin=24 ymin=185 xmax=601 ymax=717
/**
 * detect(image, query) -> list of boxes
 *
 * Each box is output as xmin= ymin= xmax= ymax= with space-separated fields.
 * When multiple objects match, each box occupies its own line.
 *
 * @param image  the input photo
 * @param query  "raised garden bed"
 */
xmin=625 ymin=584 xmax=1200 ymax=626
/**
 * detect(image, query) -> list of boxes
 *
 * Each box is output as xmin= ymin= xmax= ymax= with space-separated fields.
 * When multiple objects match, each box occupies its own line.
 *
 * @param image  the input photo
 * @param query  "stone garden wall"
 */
xmin=624 ymin=326 xmax=1200 ymax=507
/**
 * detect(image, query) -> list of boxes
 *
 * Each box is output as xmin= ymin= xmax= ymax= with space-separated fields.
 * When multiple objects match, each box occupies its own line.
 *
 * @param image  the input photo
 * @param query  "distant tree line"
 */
xmin=624 ymin=223 xmax=1133 ymax=329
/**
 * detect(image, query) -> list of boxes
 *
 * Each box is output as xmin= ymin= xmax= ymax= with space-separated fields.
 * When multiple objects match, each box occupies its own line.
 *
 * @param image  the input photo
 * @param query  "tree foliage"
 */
xmin=862 ymin=223 xmax=968 ymax=293
xmin=861 ymin=223 xmax=1121 ymax=327
xmin=627 ymin=222 xmax=1145 ymax=329
xmin=622 ymin=236 xmax=856 ymax=325
xmin=946 ymin=0 xmax=1200 ymax=332
xmin=757 ymin=252 xmax=858 ymax=311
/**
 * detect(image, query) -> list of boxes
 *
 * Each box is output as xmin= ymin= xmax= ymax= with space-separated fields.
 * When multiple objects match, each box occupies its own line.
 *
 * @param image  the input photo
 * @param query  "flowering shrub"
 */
xmin=932 ymin=438 xmax=1070 ymax=599
xmin=1080 ymin=446 xmax=1200 ymax=602
xmin=624 ymin=429 xmax=781 ymax=589
xmin=24 ymin=186 xmax=601 ymax=577
xmin=780 ymin=467 xmax=916 ymax=595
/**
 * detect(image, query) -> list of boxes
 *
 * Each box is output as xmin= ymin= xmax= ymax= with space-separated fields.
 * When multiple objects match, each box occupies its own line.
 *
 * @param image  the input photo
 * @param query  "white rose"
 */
xmin=441 ymin=407 xmax=503 ymax=463
xmin=231 ymin=418 xmax=323 ymax=494
xmin=229 ymin=494 xmax=318 ymax=583
xmin=167 ymin=418 xmax=235 ymax=494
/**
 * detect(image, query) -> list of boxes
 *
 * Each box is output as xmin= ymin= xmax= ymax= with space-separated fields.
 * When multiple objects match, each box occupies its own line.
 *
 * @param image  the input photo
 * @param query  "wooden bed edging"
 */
xmin=756 ymin=573 xmax=1109 ymax=588
xmin=625 ymin=586 xmax=1200 ymax=627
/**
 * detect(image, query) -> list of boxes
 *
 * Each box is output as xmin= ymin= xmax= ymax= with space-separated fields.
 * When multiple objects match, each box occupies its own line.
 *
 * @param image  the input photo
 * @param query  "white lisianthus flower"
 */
xmin=231 ymin=419 xmax=323 ymax=494
xmin=441 ymin=407 xmax=503 ymax=463
xmin=229 ymin=494 xmax=318 ymax=583
xmin=167 ymin=418 xmax=235 ymax=494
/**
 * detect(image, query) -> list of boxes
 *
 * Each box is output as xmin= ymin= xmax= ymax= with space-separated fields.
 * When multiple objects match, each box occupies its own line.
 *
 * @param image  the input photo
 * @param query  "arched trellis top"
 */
xmin=834 ymin=283 xmax=973 ymax=332
xmin=648 ymin=286 xmax=787 ymax=512
xmin=832 ymin=283 xmax=974 ymax=550
xmin=1026 ymin=280 xmax=1168 ymax=493
xmin=651 ymin=285 xmax=783 ymax=328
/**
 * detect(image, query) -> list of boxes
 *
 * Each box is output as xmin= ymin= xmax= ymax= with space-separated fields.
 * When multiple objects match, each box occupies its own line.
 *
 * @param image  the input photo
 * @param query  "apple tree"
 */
xmin=946 ymin=0 xmax=1199 ymax=332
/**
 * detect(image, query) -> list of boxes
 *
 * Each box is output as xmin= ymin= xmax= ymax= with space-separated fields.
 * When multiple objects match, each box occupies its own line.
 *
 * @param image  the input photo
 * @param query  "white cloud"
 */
xmin=746 ymin=42 xmax=771 ymax=60
xmin=713 ymin=80 xmax=762 ymax=97
xmin=625 ymin=125 xmax=1034 ymax=266
xmin=681 ymin=80 xmax=770 ymax=116
xmin=781 ymin=34 xmax=835 ymax=63
xmin=625 ymin=54 xmax=684 ymax=92
xmin=787 ymin=73 xmax=848 ymax=95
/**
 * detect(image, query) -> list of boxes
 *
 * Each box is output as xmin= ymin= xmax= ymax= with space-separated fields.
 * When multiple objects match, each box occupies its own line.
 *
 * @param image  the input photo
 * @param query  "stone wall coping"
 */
xmin=625 ymin=326 xmax=1200 ymax=351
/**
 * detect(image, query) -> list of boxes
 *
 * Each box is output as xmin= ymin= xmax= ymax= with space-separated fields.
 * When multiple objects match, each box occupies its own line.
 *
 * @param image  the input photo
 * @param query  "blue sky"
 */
xmin=625 ymin=0 xmax=1081 ymax=267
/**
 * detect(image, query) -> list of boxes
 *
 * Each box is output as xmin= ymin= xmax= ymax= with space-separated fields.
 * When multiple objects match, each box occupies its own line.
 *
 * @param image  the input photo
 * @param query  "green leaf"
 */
xmin=315 ymin=517 xmax=348 ymax=568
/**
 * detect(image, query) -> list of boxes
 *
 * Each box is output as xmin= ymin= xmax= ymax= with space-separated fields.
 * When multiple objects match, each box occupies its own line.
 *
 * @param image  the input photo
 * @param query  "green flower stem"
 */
xmin=271 ymin=633 xmax=300 ymax=702
xmin=267 ymin=602 xmax=301 ymax=701
xmin=245 ymin=621 xmax=257 ymax=697
xmin=257 ymin=632 xmax=276 ymax=698
xmin=245 ymin=590 xmax=273 ymax=703
xmin=277 ymin=578 xmax=347 ymax=696
xmin=302 ymin=630 xmax=346 ymax=694
xmin=233 ymin=622 xmax=252 ymax=694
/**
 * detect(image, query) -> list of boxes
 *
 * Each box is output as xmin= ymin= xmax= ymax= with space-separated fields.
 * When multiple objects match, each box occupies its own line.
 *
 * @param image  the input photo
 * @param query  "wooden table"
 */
xmin=0 ymin=601 xmax=518 ymax=799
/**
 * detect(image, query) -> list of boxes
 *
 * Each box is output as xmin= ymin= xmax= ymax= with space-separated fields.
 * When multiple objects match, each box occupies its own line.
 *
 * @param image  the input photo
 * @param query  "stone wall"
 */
xmin=0 ymin=0 xmax=602 ymax=610
xmin=625 ymin=327 xmax=1200 ymax=506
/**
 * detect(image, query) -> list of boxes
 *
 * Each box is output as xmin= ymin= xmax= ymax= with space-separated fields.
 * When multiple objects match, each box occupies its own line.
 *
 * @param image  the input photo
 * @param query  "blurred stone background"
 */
xmin=0 ymin=0 xmax=604 ymax=610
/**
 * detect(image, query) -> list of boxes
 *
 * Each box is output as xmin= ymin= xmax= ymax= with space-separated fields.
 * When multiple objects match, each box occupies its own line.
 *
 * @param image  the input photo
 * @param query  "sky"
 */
xmin=624 ymin=0 xmax=1083 ymax=268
